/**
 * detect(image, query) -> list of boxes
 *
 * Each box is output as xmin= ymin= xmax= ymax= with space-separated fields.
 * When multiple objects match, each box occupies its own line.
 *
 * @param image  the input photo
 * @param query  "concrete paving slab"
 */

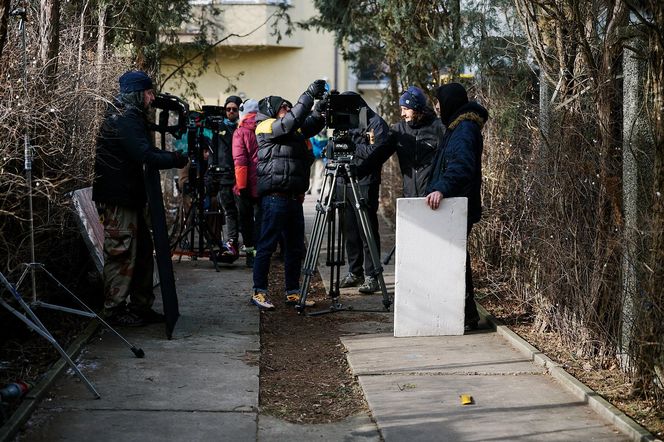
xmin=258 ymin=413 xmax=380 ymax=441
xmin=41 ymin=350 xmax=257 ymax=412
xmin=88 ymin=326 xmax=258 ymax=356
xmin=21 ymin=409 xmax=256 ymax=442
xmin=357 ymin=374 xmax=628 ymax=442
xmin=342 ymin=333 xmax=546 ymax=375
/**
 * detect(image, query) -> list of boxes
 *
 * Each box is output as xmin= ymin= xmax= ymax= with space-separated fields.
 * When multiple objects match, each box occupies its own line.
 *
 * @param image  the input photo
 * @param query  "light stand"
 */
xmin=2 ymin=6 xmax=145 ymax=399
xmin=10 ymin=6 xmax=37 ymax=303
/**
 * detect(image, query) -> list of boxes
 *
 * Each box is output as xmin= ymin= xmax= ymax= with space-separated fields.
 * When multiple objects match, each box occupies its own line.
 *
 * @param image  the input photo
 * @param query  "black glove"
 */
xmin=306 ymin=79 xmax=327 ymax=100
xmin=173 ymin=150 xmax=189 ymax=169
xmin=314 ymin=97 xmax=328 ymax=115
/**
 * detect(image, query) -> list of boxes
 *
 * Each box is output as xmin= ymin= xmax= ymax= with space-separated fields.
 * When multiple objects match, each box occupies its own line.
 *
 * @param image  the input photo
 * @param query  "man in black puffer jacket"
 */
xmin=391 ymin=86 xmax=445 ymax=197
xmin=337 ymin=92 xmax=390 ymax=294
xmin=425 ymin=82 xmax=489 ymax=331
xmin=250 ymin=80 xmax=327 ymax=310
xmin=357 ymin=86 xmax=444 ymax=198
xmin=93 ymin=70 xmax=188 ymax=327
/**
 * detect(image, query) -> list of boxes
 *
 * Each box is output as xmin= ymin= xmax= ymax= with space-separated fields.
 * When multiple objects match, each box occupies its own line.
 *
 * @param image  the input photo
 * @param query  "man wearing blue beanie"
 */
xmin=398 ymin=85 xmax=427 ymax=111
xmin=93 ymin=70 xmax=189 ymax=326
xmin=359 ymin=85 xmax=444 ymax=198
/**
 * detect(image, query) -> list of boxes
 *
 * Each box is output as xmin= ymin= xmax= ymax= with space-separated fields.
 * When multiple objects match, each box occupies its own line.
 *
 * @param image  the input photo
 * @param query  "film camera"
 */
xmin=323 ymin=92 xmax=369 ymax=162
xmin=152 ymin=92 xmax=189 ymax=140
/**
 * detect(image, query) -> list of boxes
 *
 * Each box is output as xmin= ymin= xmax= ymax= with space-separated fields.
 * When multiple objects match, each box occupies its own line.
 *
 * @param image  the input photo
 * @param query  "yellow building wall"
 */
xmin=163 ymin=0 xmax=348 ymax=109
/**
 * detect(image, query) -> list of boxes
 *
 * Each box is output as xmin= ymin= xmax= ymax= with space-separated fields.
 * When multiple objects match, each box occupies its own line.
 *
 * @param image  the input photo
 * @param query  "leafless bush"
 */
xmin=0 ymin=12 xmax=126 ymax=282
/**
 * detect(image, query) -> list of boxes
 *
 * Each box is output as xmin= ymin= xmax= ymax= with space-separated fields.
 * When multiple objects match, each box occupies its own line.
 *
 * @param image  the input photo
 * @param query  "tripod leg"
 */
xmin=297 ymin=168 xmax=340 ymax=312
xmin=327 ymin=185 xmax=345 ymax=306
xmin=345 ymin=172 xmax=392 ymax=310
xmin=0 ymin=277 xmax=101 ymax=399
xmin=35 ymin=265 xmax=145 ymax=358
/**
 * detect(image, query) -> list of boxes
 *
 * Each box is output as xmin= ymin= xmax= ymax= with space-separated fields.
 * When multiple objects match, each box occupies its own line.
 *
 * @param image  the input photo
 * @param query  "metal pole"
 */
xmin=12 ymin=8 xmax=38 ymax=303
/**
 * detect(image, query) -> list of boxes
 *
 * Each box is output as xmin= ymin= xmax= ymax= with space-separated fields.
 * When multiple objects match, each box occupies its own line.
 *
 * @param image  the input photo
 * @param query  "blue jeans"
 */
xmin=252 ymin=195 xmax=305 ymax=294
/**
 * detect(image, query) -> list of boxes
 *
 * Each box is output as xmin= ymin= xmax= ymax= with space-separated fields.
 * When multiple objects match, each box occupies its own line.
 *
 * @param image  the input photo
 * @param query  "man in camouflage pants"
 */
xmin=93 ymin=71 xmax=188 ymax=326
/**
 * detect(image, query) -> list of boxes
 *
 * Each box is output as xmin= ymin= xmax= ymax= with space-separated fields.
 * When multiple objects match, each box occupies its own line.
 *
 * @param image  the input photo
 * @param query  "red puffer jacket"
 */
xmin=232 ymin=113 xmax=259 ymax=198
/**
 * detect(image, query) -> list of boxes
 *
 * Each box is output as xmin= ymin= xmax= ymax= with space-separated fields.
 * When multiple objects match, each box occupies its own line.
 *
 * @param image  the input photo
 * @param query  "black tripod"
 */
xmin=296 ymin=160 xmax=392 ymax=315
xmin=170 ymin=133 xmax=224 ymax=271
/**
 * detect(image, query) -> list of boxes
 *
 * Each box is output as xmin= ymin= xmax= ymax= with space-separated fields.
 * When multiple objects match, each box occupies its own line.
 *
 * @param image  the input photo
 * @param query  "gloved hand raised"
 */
xmin=173 ymin=150 xmax=189 ymax=169
xmin=305 ymin=79 xmax=327 ymax=100
xmin=314 ymin=96 xmax=328 ymax=115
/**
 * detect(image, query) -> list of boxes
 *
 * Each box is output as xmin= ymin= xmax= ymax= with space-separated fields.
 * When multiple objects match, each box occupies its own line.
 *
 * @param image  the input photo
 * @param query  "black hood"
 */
xmin=436 ymin=83 xmax=469 ymax=127
xmin=447 ymin=101 xmax=489 ymax=129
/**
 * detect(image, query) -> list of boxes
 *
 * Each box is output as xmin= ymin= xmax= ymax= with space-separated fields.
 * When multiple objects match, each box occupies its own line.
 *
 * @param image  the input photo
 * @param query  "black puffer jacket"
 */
xmin=93 ymin=100 xmax=182 ymax=208
xmin=389 ymin=108 xmax=444 ymax=197
xmin=255 ymin=92 xmax=324 ymax=196
xmin=202 ymin=119 xmax=236 ymax=186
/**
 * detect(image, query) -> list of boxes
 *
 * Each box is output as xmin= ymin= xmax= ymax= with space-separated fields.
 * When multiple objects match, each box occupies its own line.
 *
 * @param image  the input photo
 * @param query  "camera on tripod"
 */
xmin=323 ymin=92 xmax=369 ymax=162
xmin=180 ymin=105 xmax=232 ymax=197
xmin=152 ymin=92 xmax=189 ymax=140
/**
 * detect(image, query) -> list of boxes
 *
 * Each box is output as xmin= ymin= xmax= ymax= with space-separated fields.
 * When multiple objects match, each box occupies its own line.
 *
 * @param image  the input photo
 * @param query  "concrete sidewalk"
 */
xmin=17 ymin=257 xmax=377 ymax=441
xmin=302 ymin=196 xmax=640 ymax=441
xmin=14 ymin=194 xmax=650 ymax=441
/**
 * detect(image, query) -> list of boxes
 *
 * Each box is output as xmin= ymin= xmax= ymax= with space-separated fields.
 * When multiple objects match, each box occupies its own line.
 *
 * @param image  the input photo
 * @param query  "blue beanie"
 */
xmin=119 ymin=70 xmax=153 ymax=93
xmin=399 ymin=86 xmax=426 ymax=110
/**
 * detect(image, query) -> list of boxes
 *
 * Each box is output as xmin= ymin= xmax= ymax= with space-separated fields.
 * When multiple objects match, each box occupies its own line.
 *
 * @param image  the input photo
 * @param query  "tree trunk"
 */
xmin=450 ymin=0 xmax=461 ymax=79
xmin=0 ymin=0 xmax=9 ymax=59
xmin=621 ymin=32 xmax=651 ymax=367
xmin=39 ymin=0 xmax=60 ymax=85
xmin=75 ymin=1 xmax=89 ymax=91
xmin=96 ymin=1 xmax=107 ymax=85
xmin=644 ymin=2 xmax=664 ymax=390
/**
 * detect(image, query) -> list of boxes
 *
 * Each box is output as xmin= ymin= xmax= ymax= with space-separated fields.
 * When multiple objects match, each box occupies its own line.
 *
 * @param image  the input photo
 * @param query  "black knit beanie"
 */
xmin=258 ymin=95 xmax=286 ymax=118
xmin=225 ymin=95 xmax=242 ymax=107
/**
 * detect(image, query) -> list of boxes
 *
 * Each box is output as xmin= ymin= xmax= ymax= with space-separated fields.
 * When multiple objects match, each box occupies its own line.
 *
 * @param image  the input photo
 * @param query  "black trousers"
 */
xmin=341 ymin=182 xmax=381 ymax=277
xmin=465 ymin=224 xmax=479 ymax=323
xmin=218 ymin=186 xmax=239 ymax=242
xmin=237 ymin=194 xmax=261 ymax=248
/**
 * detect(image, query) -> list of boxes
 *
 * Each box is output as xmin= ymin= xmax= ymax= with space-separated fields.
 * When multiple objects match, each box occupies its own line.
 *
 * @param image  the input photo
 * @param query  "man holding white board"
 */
xmin=425 ymin=82 xmax=489 ymax=331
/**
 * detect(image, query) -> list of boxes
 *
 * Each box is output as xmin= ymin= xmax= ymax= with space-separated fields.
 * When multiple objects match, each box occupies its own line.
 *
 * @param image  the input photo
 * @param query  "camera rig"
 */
xmin=297 ymin=91 xmax=391 ymax=315
xmin=170 ymin=104 xmax=238 ymax=266
xmin=324 ymin=92 xmax=369 ymax=162
xmin=151 ymin=92 xmax=189 ymax=139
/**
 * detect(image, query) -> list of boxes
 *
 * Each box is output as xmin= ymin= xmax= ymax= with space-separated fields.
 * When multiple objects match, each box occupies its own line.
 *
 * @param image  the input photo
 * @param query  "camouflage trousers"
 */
xmin=96 ymin=203 xmax=155 ymax=310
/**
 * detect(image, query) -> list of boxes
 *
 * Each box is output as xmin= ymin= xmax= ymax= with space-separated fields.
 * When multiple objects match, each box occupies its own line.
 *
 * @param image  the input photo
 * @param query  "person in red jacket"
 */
xmin=232 ymin=99 xmax=260 ymax=267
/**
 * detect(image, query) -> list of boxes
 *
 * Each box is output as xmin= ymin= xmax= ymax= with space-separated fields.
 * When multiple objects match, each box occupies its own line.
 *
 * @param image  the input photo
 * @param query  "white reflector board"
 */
xmin=394 ymin=197 xmax=467 ymax=336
